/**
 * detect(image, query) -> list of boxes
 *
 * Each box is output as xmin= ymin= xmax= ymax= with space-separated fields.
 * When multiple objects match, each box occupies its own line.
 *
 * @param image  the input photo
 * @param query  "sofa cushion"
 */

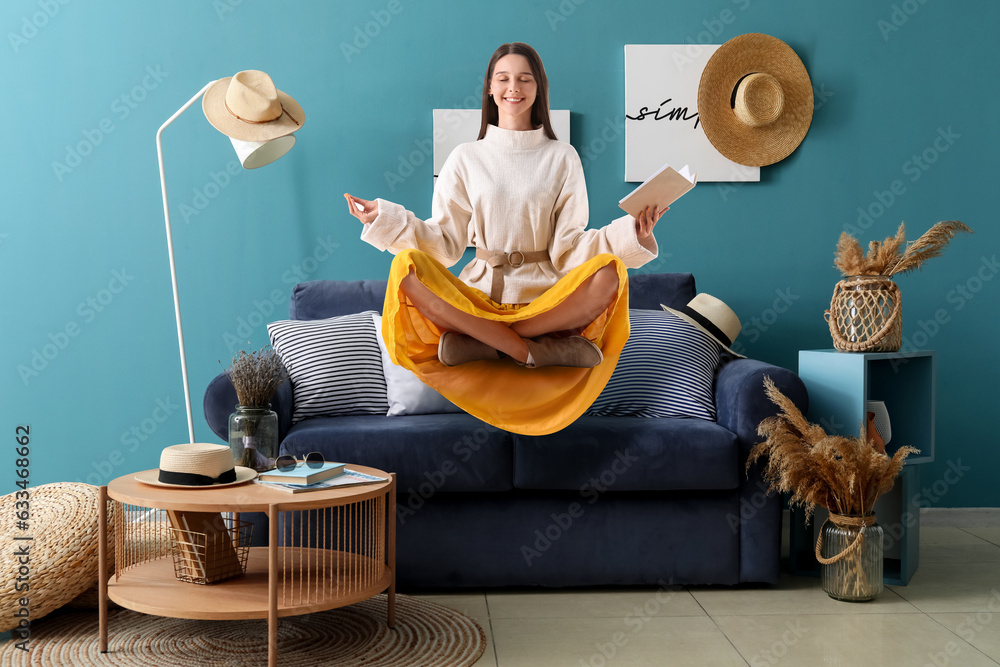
xmin=628 ymin=272 xmax=695 ymax=310
xmin=587 ymin=309 xmax=722 ymax=420
xmin=512 ymin=416 xmax=738 ymax=491
xmin=268 ymin=311 xmax=389 ymax=423
xmin=281 ymin=413 xmax=512 ymax=493
xmin=290 ymin=279 xmax=388 ymax=319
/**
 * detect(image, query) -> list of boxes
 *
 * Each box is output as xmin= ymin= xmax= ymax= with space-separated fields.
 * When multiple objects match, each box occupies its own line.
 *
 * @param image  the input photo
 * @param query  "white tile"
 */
xmin=493 ymin=616 xmax=745 ymax=667
xmin=921 ymin=541 xmax=1000 ymax=563
xmin=889 ymin=562 xmax=1000 ymax=613
xmin=920 ymin=526 xmax=1000 ymax=562
xmin=921 ymin=526 xmax=991 ymax=545
xmin=689 ymin=573 xmax=921 ymax=616
xmin=965 ymin=527 xmax=1000 ymax=547
xmin=932 ymin=607 xmax=1000 ymax=664
xmin=487 ymin=587 xmax=705 ymax=619
xmin=715 ymin=613 xmax=998 ymax=667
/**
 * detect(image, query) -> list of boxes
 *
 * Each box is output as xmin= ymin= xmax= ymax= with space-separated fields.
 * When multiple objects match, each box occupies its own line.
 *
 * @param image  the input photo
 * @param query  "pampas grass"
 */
xmin=748 ymin=377 xmax=918 ymax=522
xmin=833 ymin=221 xmax=971 ymax=277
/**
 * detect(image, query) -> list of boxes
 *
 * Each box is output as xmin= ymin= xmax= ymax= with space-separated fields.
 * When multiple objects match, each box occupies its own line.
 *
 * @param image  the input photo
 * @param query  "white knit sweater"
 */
xmin=361 ymin=124 xmax=658 ymax=303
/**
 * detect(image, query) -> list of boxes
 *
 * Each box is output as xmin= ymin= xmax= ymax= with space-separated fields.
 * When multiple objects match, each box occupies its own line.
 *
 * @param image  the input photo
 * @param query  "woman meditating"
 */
xmin=344 ymin=42 xmax=663 ymax=435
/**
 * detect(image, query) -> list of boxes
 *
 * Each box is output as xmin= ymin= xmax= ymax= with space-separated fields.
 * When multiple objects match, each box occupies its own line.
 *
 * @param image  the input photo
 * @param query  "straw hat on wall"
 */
xmin=698 ymin=33 xmax=813 ymax=167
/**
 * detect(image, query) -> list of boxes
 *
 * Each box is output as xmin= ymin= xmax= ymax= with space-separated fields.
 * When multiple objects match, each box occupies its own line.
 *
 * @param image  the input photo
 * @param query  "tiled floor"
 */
xmin=416 ymin=519 xmax=1000 ymax=666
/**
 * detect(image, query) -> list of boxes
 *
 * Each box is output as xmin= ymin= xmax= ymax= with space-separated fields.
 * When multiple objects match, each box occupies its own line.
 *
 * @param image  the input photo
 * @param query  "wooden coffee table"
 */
xmin=98 ymin=465 xmax=396 ymax=667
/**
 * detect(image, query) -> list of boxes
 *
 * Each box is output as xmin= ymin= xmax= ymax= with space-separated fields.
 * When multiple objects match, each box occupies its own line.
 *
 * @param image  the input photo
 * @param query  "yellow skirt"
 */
xmin=381 ymin=249 xmax=630 ymax=435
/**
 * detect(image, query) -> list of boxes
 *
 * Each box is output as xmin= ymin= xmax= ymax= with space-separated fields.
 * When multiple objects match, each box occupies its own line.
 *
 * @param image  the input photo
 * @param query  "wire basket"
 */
xmin=825 ymin=275 xmax=902 ymax=352
xmin=169 ymin=514 xmax=252 ymax=585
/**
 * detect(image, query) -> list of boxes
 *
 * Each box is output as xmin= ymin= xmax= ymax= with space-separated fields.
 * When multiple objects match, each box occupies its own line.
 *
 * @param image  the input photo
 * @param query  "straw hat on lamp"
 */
xmin=201 ymin=70 xmax=304 ymax=169
xmin=698 ymin=33 xmax=813 ymax=167
xmin=202 ymin=70 xmax=305 ymax=142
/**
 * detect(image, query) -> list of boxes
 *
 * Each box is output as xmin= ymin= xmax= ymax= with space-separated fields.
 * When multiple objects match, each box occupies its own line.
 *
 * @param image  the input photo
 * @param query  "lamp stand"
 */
xmin=156 ymin=81 xmax=217 ymax=444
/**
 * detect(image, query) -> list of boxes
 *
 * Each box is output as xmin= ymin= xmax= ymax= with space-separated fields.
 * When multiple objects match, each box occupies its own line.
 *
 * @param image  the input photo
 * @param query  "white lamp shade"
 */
xmin=230 ymin=134 xmax=296 ymax=169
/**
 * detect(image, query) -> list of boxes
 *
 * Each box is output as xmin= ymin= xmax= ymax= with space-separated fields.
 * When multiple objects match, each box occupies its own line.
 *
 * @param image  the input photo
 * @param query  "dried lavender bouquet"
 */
xmin=224 ymin=347 xmax=287 ymax=468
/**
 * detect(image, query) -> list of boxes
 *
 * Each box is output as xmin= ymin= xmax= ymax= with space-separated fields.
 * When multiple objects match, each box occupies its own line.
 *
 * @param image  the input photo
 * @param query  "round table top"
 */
xmin=107 ymin=464 xmax=393 ymax=512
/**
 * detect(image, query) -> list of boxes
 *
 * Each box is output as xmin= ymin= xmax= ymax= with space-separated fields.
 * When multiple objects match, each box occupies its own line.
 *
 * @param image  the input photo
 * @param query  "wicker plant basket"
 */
xmin=825 ymin=275 xmax=902 ymax=352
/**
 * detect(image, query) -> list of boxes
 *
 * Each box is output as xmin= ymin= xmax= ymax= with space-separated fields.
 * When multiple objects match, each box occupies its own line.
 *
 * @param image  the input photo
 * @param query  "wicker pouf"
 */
xmin=0 ymin=483 xmax=103 ymax=631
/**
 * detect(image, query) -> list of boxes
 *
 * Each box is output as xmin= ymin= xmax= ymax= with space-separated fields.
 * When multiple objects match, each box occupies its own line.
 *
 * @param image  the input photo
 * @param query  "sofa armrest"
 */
xmin=203 ymin=374 xmax=294 ymax=443
xmin=715 ymin=358 xmax=808 ymax=458
xmin=714 ymin=357 xmax=808 ymax=584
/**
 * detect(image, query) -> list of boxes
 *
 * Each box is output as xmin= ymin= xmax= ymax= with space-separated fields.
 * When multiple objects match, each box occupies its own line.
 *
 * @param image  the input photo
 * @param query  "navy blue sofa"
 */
xmin=204 ymin=273 xmax=807 ymax=589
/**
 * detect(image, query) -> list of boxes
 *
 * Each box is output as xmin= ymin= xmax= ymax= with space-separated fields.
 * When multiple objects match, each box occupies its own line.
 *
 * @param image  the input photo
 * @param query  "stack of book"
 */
xmin=254 ymin=462 xmax=387 ymax=493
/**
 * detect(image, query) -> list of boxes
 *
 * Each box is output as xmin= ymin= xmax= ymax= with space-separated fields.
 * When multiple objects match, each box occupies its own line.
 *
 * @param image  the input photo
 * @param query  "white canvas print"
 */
xmin=433 ymin=109 xmax=571 ymax=177
xmin=624 ymin=44 xmax=760 ymax=183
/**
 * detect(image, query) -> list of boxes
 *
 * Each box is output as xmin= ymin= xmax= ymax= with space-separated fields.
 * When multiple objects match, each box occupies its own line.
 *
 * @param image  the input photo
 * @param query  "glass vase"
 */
xmin=228 ymin=405 xmax=278 ymax=472
xmin=819 ymin=513 xmax=884 ymax=602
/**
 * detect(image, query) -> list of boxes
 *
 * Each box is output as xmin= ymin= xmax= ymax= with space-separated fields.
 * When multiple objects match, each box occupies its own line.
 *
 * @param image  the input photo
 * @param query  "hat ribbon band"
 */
xmin=679 ymin=305 xmax=733 ymax=346
xmin=224 ymin=100 xmax=300 ymax=127
xmin=158 ymin=467 xmax=237 ymax=486
xmin=730 ymin=72 xmax=759 ymax=109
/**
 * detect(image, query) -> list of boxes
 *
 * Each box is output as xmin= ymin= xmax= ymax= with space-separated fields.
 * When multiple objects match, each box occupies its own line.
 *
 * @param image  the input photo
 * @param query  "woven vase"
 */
xmin=825 ymin=275 xmax=902 ymax=352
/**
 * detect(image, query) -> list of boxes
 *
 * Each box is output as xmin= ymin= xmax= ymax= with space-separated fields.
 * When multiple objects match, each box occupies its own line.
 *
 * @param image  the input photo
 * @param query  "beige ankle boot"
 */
xmin=523 ymin=335 xmax=603 ymax=369
xmin=437 ymin=332 xmax=501 ymax=366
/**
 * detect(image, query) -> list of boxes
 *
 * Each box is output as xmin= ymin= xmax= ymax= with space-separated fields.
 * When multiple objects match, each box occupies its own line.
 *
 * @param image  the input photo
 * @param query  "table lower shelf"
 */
xmin=107 ymin=547 xmax=392 ymax=620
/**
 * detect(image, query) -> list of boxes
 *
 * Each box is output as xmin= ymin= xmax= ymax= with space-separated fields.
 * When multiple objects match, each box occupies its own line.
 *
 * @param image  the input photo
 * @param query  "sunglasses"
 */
xmin=274 ymin=451 xmax=325 ymax=472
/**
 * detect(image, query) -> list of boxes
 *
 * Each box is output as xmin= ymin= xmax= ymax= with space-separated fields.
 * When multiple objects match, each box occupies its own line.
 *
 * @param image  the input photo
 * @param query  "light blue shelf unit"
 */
xmin=789 ymin=349 xmax=935 ymax=586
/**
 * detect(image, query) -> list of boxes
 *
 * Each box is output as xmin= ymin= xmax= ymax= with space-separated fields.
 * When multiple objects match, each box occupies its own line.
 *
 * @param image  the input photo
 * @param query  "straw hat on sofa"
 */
xmin=662 ymin=293 xmax=745 ymax=358
xmin=202 ymin=70 xmax=304 ymax=142
xmin=134 ymin=443 xmax=256 ymax=488
xmin=697 ymin=33 xmax=813 ymax=167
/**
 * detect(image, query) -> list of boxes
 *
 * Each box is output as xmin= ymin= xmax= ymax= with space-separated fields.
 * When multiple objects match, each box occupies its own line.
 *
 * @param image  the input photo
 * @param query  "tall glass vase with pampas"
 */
xmin=224 ymin=347 xmax=287 ymax=472
xmin=749 ymin=378 xmax=919 ymax=601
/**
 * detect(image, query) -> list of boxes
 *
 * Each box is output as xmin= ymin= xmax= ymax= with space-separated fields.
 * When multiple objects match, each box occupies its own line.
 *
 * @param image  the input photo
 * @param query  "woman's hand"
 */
xmin=635 ymin=205 xmax=666 ymax=241
xmin=344 ymin=193 xmax=379 ymax=225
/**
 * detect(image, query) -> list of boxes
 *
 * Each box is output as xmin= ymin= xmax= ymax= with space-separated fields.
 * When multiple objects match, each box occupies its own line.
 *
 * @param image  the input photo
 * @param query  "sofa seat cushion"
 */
xmin=281 ymin=413 xmax=512 ymax=493
xmin=512 ymin=416 xmax=738 ymax=492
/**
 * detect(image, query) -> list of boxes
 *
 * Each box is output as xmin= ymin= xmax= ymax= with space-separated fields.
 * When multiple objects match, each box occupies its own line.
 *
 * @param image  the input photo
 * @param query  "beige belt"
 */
xmin=475 ymin=248 xmax=549 ymax=303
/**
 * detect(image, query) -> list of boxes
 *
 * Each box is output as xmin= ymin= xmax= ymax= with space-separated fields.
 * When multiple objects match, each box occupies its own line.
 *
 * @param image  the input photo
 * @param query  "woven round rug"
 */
xmin=1 ymin=594 xmax=486 ymax=666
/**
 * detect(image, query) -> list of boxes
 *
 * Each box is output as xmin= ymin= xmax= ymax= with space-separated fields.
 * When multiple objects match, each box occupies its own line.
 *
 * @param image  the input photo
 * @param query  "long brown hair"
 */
xmin=477 ymin=42 xmax=557 ymax=141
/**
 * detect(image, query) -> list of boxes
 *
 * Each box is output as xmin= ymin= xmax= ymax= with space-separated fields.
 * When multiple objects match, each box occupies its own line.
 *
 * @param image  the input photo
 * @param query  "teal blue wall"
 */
xmin=3 ymin=0 xmax=996 ymax=507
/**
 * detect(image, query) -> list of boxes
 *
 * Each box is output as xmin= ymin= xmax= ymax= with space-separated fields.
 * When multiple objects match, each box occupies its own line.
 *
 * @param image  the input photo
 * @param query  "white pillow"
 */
xmin=267 ymin=311 xmax=389 ymax=423
xmin=373 ymin=314 xmax=463 ymax=416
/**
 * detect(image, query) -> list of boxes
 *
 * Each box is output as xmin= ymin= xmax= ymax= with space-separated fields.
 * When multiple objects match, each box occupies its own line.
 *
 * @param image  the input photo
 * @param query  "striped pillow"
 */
xmin=268 ymin=311 xmax=389 ymax=423
xmin=587 ymin=309 xmax=722 ymax=420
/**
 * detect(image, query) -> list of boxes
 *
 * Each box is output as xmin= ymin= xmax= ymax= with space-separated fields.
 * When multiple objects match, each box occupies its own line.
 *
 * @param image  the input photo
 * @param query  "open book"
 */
xmin=618 ymin=164 xmax=697 ymax=218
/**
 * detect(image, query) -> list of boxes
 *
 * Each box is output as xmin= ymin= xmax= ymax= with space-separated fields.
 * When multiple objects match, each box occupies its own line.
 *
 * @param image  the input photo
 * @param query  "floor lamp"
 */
xmin=156 ymin=70 xmax=304 ymax=443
